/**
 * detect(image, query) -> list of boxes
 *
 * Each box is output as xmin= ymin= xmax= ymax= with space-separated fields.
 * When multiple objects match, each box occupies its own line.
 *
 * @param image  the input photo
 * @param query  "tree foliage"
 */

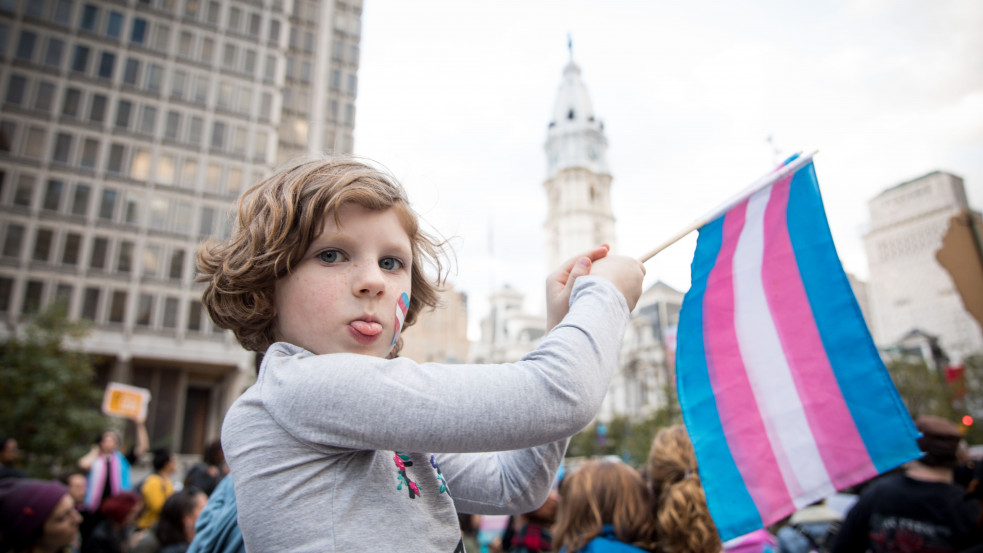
xmin=0 ymin=304 xmax=107 ymax=478
xmin=886 ymin=354 xmax=983 ymax=444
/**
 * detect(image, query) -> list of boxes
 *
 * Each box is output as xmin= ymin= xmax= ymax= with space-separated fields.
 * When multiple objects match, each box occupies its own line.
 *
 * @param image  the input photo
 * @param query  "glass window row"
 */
xmin=0 ymin=274 xmax=218 ymax=335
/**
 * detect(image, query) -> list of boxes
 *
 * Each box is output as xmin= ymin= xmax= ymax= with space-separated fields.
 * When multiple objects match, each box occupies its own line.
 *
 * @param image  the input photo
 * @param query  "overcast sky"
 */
xmin=353 ymin=1 xmax=983 ymax=337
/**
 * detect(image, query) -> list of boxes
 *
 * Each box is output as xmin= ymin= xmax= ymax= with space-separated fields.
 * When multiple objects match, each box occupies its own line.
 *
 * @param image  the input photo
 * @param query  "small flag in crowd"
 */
xmin=675 ymin=154 xmax=921 ymax=541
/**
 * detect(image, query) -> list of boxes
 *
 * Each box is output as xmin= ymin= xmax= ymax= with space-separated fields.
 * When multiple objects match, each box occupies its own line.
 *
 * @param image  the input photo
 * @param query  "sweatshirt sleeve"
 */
xmin=258 ymin=276 xmax=629 ymax=454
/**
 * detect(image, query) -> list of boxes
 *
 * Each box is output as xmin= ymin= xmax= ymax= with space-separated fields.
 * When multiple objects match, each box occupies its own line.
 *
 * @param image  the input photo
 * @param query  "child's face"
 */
xmin=274 ymin=204 xmax=413 ymax=357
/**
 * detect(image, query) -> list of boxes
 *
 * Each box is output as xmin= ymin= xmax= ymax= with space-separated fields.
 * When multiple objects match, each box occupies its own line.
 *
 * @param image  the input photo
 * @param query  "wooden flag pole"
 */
xmin=637 ymin=151 xmax=817 ymax=264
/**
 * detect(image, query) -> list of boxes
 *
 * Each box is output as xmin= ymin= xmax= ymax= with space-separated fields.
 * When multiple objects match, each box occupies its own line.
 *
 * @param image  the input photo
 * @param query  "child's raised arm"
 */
xmin=545 ymin=245 xmax=611 ymax=331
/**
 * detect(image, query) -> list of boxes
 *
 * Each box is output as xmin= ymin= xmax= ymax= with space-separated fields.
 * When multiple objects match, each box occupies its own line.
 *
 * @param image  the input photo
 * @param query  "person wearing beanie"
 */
xmin=0 ymin=478 xmax=82 ymax=553
xmin=831 ymin=415 xmax=983 ymax=552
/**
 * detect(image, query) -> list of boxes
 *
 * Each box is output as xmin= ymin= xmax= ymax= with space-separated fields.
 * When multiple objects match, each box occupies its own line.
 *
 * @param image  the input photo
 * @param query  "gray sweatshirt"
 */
xmin=222 ymin=276 xmax=629 ymax=552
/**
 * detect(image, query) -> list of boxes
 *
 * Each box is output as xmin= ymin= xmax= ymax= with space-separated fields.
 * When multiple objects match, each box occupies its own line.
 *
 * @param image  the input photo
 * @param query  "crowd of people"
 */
xmin=2 ymin=155 xmax=982 ymax=552
xmin=0 ymin=434 xmax=223 ymax=553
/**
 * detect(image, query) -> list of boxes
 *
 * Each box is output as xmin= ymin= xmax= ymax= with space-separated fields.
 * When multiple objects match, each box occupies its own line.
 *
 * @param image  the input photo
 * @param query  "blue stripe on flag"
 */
xmin=677 ymin=214 xmax=761 ymax=539
xmin=785 ymin=162 xmax=920 ymax=473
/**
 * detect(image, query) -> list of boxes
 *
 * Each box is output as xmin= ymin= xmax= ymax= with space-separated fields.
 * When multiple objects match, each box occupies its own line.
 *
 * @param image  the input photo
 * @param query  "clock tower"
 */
xmin=543 ymin=48 xmax=616 ymax=271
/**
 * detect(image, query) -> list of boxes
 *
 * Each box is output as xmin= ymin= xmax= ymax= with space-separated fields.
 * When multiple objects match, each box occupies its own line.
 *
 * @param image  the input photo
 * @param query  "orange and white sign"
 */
xmin=101 ymin=382 xmax=151 ymax=421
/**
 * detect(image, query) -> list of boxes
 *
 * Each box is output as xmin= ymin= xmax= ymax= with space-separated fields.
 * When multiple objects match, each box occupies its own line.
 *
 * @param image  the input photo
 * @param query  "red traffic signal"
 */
xmin=962 ymin=415 xmax=974 ymax=426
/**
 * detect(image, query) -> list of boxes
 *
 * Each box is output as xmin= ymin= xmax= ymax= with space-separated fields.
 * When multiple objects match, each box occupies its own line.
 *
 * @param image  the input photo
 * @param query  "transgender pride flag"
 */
xmin=676 ymin=153 xmax=921 ymax=541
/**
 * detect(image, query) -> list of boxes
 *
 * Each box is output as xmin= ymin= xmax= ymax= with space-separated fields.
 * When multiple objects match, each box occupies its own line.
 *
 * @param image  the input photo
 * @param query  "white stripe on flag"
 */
xmin=732 ymin=185 xmax=836 ymax=507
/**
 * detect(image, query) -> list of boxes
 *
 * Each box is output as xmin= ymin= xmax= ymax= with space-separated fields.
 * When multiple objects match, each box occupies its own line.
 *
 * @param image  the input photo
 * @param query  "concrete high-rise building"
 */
xmin=0 ymin=0 xmax=362 ymax=454
xmin=864 ymin=171 xmax=983 ymax=364
xmin=543 ymin=48 xmax=615 ymax=271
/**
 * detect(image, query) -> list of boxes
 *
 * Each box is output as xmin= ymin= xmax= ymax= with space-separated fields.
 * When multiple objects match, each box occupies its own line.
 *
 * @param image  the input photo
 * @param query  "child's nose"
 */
xmin=352 ymin=263 xmax=385 ymax=296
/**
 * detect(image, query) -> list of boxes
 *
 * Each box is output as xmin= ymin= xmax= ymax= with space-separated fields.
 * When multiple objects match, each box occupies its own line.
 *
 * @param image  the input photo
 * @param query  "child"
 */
xmin=197 ymin=156 xmax=645 ymax=551
xmin=552 ymin=460 xmax=657 ymax=552
xmin=647 ymin=425 xmax=722 ymax=553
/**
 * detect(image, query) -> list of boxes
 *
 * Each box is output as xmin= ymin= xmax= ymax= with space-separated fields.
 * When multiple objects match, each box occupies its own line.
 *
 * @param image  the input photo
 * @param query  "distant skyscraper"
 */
xmin=0 ymin=0 xmax=362 ymax=454
xmin=543 ymin=48 xmax=615 ymax=271
xmin=864 ymin=171 xmax=983 ymax=363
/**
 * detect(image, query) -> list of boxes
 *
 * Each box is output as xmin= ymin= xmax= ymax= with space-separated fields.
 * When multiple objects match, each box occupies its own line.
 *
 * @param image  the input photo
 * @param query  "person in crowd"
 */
xmin=831 ymin=415 xmax=983 ymax=552
xmin=646 ymin=425 xmax=723 ymax=553
xmin=0 ymin=478 xmax=83 ymax=553
xmin=196 ymin=155 xmax=645 ymax=551
xmin=552 ymin=459 xmax=657 ymax=552
xmin=0 ymin=437 xmax=26 ymax=479
xmin=136 ymin=449 xmax=177 ymax=531
xmin=132 ymin=487 xmax=208 ymax=553
xmin=82 ymin=491 xmax=143 ymax=553
xmin=504 ymin=489 xmax=559 ymax=553
xmin=459 ymin=513 xmax=482 ymax=553
xmin=59 ymin=471 xmax=89 ymax=509
xmin=183 ymin=442 xmax=226 ymax=497
xmin=775 ymin=501 xmax=841 ymax=553
xmin=78 ymin=421 xmax=149 ymax=515
xmin=185 ymin=476 xmax=244 ymax=553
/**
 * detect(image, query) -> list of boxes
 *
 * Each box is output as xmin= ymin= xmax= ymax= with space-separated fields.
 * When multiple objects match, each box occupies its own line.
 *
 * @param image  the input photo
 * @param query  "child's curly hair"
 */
xmin=196 ymin=156 xmax=448 ymax=355
xmin=646 ymin=425 xmax=722 ymax=553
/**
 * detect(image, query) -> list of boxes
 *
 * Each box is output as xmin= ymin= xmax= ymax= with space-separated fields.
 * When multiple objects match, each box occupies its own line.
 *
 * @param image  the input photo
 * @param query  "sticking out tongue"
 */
xmin=350 ymin=320 xmax=383 ymax=336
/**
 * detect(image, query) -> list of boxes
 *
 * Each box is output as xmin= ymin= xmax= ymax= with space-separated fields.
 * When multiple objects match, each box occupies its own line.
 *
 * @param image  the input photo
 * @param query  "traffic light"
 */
xmin=962 ymin=415 xmax=974 ymax=427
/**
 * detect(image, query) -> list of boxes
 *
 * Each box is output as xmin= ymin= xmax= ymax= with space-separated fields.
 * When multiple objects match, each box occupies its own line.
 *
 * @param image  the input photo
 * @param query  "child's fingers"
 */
xmin=551 ymin=245 xmax=610 ymax=284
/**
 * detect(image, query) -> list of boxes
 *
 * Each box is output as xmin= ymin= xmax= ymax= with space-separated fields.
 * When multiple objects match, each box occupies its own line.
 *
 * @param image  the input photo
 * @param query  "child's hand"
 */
xmin=546 ymin=245 xmax=610 ymax=331
xmin=589 ymin=255 xmax=646 ymax=312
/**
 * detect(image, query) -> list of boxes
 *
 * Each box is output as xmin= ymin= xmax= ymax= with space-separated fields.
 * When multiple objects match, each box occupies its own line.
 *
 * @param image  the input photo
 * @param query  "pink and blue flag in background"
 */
xmin=676 ymin=154 xmax=921 ymax=541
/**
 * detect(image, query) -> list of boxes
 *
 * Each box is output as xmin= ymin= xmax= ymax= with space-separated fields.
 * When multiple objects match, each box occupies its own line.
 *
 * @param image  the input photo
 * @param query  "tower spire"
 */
xmin=567 ymin=33 xmax=573 ymax=61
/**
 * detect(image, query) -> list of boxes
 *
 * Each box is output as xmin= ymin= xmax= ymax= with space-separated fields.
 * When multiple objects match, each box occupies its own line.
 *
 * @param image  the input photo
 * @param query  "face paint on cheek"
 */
xmin=392 ymin=292 xmax=409 ymax=346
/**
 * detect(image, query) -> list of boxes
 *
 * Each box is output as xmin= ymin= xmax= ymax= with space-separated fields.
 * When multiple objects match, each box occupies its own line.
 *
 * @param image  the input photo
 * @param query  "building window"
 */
xmin=153 ymin=24 xmax=170 ymax=51
xmin=62 ymin=88 xmax=81 ymax=117
xmin=23 ymin=281 xmax=43 ymax=314
xmin=188 ymin=116 xmax=203 ymax=145
xmin=52 ymin=133 xmax=72 ymax=163
xmin=2 ymin=224 xmax=24 ymax=257
xmin=80 ymin=138 xmax=98 ymax=169
xmin=43 ymin=179 xmax=63 ymax=210
xmin=145 ymin=63 xmax=162 ymax=92
xmin=205 ymin=1 xmax=219 ymax=25
xmin=62 ymin=232 xmax=81 ymax=265
xmin=98 ymin=188 xmax=117 ymax=220
xmin=16 ymin=30 xmax=38 ymax=60
xmin=198 ymin=206 xmax=214 ymax=236
xmin=171 ymin=70 xmax=186 ymax=99
xmin=178 ymin=30 xmax=193 ymax=58
xmin=34 ymin=81 xmax=56 ymax=112
xmin=107 ymin=143 xmax=125 ymax=174
xmin=223 ymin=43 xmax=235 ymax=66
xmin=164 ymin=111 xmax=180 ymax=140
xmin=79 ymin=4 xmax=99 ymax=32
xmin=54 ymin=283 xmax=72 ymax=307
xmin=174 ymin=200 xmax=191 ymax=233
xmin=130 ymin=148 xmax=150 ymax=180
xmin=187 ymin=299 xmax=202 ymax=330
xmin=0 ymin=277 xmax=13 ymax=311
xmin=123 ymin=57 xmax=140 ymax=86
xmin=24 ymin=127 xmax=45 ymax=157
xmin=116 ymin=241 xmax=133 ymax=272
xmin=124 ymin=192 xmax=141 ymax=225
xmin=228 ymin=6 xmax=241 ymax=31
xmin=88 ymin=94 xmax=107 ymax=123
xmin=264 ymin=54 xmax=276 ymax=82
xmin=97 ymin=51 xmax=115 ymax=79
xmin=136 ymin=293 xmax=152 ymax=326
xmin=106 ymin=10 xmax=123 ymax=38
xmin=169 ymin=249 xmax=184 ymax=280
xmin=162 ymin=297 xmax=178 ymax=328
xmin=71 ymin=45 xmax=90 ymax=73
xmin=32 ymin=228 xmax=53 ymax=261
xmin=108 ymin=290 xmax=126 ymax=323
xmin=157 ymin=154 xmax=175 ymax=184
xmin=269 ymin=19 xmax=280 ymax=42
xmin=143 ymin=243 xmax=159 ymax=276
xmin=81 ymin=287 xmax=99 ymax=320
xmin=115 ymin=100 xmax=132 ymax=129
xmin=5 ymin=74 xmax=26 ymax=105
xmin=200 ymin=37 xmax=213 ymax=63
xmin=248 ymin=13 xmax=260 ymax=36
xmin=14 ymin=174 xmax=36 ymax=206
xmin=43 ymin=38 xmax=64 ymax=67
xmin=89 ymin=236 xmax=107 ymax=269
xmin=0 ymin=121 xmax=13 ymax=151
xmin=211 ymin=121 xmax=225 ymax=149
xmin=149 ymin=197 xmax=168 ymax=229
xmin=71 ymin=184 xmax=90 ymax=216
xmin=138 ymin=105 xmax=157 ymax=135
xmin=131 ymin=18 xmax=147 ymax=44
xmin=180 ymin=159 xmax=198 ymax=187
xmin=52 ymin=0 xmax=73 ymax=25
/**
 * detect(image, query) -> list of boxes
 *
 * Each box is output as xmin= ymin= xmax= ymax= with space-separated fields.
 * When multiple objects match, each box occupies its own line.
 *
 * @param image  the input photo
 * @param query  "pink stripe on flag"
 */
xmin=761 ymin=176 xmax=878 ymax=490
xmin=703 ymin=199 xmax=793 ymax=519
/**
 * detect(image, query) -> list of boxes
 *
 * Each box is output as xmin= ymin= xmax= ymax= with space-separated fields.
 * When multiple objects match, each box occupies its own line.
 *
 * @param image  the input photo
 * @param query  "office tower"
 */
xmin=0 ymin=0 xmax=362 ymax=453
xmin=864 ymin=171 xmax=983 ymax=364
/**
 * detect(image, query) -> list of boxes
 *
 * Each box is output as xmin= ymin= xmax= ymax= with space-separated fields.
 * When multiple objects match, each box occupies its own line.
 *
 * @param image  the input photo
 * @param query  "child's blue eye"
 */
xmin=379 ymin=257 xmax=403 ymax=271
xmin=318 ymin=250 xmax=343 ymax=263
